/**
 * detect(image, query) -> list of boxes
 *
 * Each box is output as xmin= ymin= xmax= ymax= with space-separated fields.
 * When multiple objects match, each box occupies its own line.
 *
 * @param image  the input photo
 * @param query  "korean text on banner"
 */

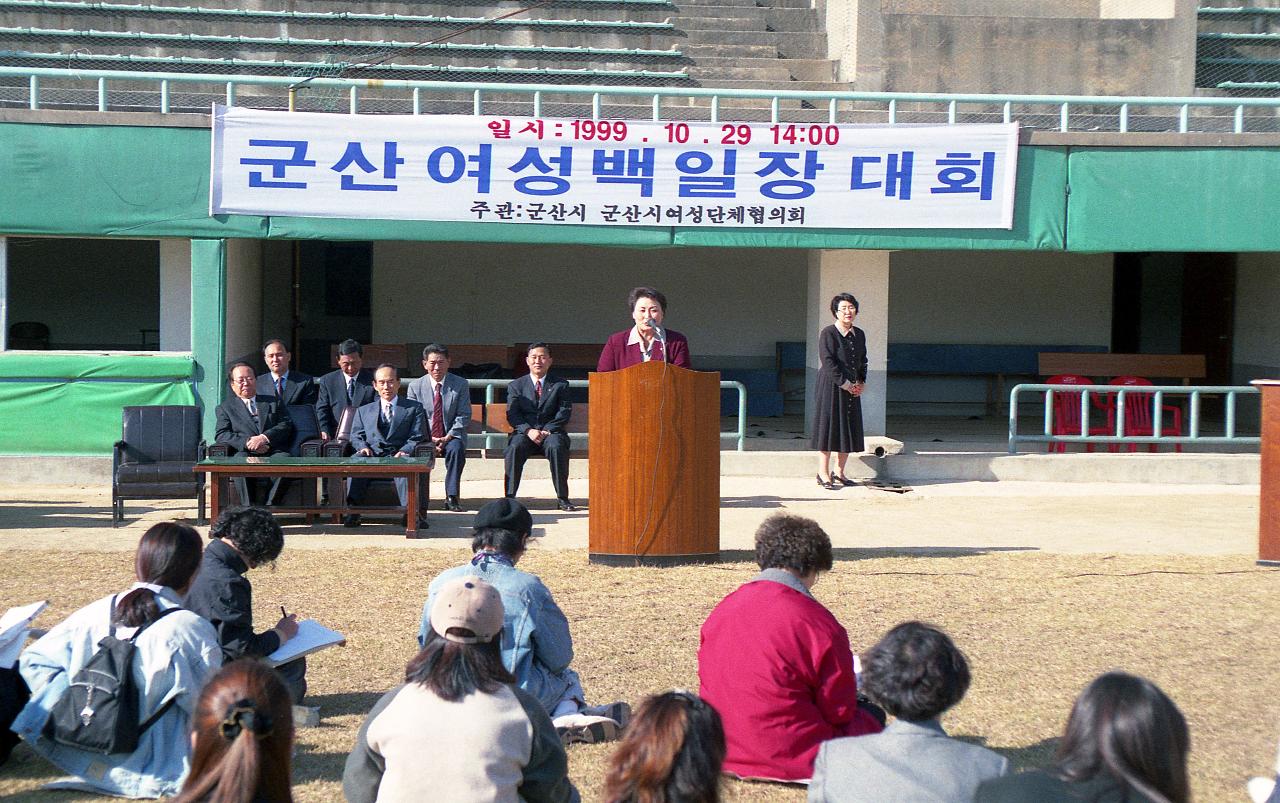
xmin=210 ymin=105 xmax=1019 ymax=229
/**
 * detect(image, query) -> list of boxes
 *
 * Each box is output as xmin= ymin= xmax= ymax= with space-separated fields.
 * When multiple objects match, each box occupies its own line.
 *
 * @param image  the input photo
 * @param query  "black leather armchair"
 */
xmin=112 ymin=405 xmax=205 ymax=526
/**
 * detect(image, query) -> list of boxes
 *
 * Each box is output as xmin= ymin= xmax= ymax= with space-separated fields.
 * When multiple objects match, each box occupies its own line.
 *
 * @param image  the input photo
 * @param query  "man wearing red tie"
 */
xmin=406 ymin=344 xmax=471 ymax=512
xmin=505 ymin=343 xmax=575 ymax=511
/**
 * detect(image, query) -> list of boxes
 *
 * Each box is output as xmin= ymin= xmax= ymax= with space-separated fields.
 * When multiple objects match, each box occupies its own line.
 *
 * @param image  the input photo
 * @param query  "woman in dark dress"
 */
xmin=811 ymin=293 xmax=867 ymax=490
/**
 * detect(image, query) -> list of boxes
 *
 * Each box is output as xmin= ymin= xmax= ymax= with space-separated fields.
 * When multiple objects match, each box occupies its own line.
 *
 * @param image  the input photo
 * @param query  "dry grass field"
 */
xmin=2 ymin=546 xmax=1278 ymax=801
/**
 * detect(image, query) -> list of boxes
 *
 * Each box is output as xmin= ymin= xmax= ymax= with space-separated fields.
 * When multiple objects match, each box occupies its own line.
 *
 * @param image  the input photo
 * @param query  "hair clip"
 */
xmin=220 ymin=699 xmax=274 ymax=741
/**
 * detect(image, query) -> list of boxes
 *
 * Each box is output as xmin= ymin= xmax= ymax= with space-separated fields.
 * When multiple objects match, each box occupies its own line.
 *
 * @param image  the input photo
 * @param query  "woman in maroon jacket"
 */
xmin=596 ymin=286 xmax=692 ymax=372
xmin=697 ymin=513 xmax=883 ymax=782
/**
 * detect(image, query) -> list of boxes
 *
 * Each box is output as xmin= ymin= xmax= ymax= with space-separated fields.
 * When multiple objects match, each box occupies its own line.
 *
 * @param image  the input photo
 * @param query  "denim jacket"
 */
xmin=421 ymin=557 xmax=581 ymax=711
xmin=14 ymin=584 xmax=222 ymax=798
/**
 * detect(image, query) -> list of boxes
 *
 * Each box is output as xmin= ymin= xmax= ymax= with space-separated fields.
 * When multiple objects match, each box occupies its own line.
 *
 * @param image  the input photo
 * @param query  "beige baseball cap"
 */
xmin=430 ymin=576 xmax=504 ymax=644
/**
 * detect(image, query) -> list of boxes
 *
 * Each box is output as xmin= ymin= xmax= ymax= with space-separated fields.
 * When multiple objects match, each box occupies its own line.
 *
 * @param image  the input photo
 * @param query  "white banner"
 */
xmin=210 ymin=105 xmax=1018 ymax=229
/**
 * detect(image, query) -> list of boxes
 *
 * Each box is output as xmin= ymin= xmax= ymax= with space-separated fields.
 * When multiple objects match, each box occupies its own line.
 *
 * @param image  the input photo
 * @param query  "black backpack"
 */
xmin=42 ymin=597 xmax=180 ymax=754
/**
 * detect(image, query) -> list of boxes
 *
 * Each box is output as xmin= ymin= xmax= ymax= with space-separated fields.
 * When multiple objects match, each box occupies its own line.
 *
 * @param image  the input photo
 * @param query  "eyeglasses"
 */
xmin=231 ymin=378 xmax=254 ymax=385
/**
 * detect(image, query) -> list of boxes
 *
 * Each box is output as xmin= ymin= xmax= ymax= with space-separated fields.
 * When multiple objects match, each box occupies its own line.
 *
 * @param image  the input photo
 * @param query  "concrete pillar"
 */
xmin=224 ymin=239 xmax=263 ymax=365
xmin=806 ymin=250 xmax=890 ymax=438
xmin=191 ymin=239 xmax=227 ymax=440
xmin=159 ymin=239 xmax=191 ymax=352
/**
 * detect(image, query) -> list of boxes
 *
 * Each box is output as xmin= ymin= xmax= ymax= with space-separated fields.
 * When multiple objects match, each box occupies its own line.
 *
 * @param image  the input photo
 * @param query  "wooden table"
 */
xmin=195 ymin=456 xmax=433 ymax=538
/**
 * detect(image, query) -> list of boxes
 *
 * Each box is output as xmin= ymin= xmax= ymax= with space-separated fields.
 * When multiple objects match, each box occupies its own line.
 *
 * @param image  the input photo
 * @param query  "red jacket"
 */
xmin=595 ymin=329 xmax=691 ymax=372
xmin=698 ymin=577 xmax=882 ymax=781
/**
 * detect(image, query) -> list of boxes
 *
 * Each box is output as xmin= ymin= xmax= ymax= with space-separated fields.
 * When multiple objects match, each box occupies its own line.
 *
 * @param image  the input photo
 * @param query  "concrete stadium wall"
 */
xmin=1235 ymin=252 xmax=1280 ymax=383
xmin=886 ymin=249 xmax=1114 ymax=414
xmin=888 ymin=250 xmax=1113 ymax=345
xmin=370 ymin=242 xmax=810 ymax=367
xmin=827 ymin=0 xmax=1197 ymax=95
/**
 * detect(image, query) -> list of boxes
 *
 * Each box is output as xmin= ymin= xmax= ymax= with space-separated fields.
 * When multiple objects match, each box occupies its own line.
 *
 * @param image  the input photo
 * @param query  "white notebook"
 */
xmin=0 ymin=600 xmax=49 ymax=669
xmin=266 ymin=619 xmax=346 ymax=667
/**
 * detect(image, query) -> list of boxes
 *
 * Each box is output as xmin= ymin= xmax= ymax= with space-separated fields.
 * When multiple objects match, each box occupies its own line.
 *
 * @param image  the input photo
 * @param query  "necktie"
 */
xmin=535 ymin=379 xmax=542 ymax=401
xmin=275 ymin=376 xmax=284 ymax=399
xmin=431 ymin=384 xmax=446 ymax=439
xmin=346 ymin=378 xmax=354 ymax=404
xmin=246 ymin=399 xmax=260 ymax=431
xmin=383 ymin=403 xmax=393 ymax=424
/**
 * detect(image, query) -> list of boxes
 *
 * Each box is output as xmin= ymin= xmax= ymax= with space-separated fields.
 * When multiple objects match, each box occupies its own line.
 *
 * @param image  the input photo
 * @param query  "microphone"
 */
xmin=645 ymin=318 xmax=666 ymax=343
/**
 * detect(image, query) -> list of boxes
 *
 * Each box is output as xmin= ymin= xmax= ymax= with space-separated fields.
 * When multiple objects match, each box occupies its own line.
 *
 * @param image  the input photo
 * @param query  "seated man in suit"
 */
xmin=405 ymin=344 xmax=470 ymax=512
xmin=315 ymin=338 xmax=376 ymax=441
xmin=258 ymin=338 xmax=317 ymax=407
xmin=344 ymin=364 xmax=427 ymax=527
xmin=215 ymin=362 xmax=294 ymax=505
xmin=504 ymin=343 xmax=575 ymax=512
xmin=809 ymin=621 xmax=1008 ymax=802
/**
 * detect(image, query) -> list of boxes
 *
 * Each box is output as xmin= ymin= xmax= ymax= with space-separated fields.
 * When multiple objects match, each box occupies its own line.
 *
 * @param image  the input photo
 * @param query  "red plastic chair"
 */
xmin=1106 ymin=375 xmax=1183 ymax=452
xmin=1045 ymin=374 xmax=1109 ymax=453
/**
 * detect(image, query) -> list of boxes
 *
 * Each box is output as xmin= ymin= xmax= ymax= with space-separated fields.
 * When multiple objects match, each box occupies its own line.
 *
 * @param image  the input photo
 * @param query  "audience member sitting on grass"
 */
xmin=698 ymin=513 xmax=884 ymax=783
xmin=12 ymin=522 xmax=221 ymax=798
xmin=185 ymin=507 xmax=307 ymax=704
xmin=602 ymin=690 xmax=726 ymax=803
xmin=421 ymin=498 xmax=629 ymax=745
xmin=809 ymin=621 xmax=1008 ymax=802
xmin=171 ymin=659 xmax=295 ymax=803
xmin=976 ymin=671 xmax=1190 ymax=803
xmin=1247 ymin=733 xmax=1280 ymax=803
xmin=346 ymin=577 xmax=579 ymax=803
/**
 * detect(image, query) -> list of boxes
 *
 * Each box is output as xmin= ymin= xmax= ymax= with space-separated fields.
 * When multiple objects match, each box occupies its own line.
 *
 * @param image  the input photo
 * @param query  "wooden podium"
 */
xmin=1256 ymin=379 xmax=1280 ymax=566
xmin=588 ymin=362 xmax=720 ymax=565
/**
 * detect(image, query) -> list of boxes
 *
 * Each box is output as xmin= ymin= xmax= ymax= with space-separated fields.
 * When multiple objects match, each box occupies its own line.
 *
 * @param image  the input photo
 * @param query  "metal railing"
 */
xmin=464 ymin=377 xmax=748 ymax=452
xmin=1008 ymin=383 xmax=1260 ymax=454
xmin=8 ymin=65 xmax=1280 ymax=131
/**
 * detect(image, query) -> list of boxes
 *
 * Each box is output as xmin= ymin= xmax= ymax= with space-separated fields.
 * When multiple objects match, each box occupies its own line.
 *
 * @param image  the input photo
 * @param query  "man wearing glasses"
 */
xmin=214 ymin=361 xmax=295 ymax=504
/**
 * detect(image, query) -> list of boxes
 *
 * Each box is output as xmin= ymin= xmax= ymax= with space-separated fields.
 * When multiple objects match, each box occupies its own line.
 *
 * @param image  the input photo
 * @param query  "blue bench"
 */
xmin=887 ymin=343 xmax=1108 ymax=415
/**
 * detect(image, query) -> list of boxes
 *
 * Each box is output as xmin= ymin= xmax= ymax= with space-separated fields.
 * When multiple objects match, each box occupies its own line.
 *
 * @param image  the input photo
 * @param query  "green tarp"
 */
xmin=0 ymin=122 xmax=1065 ymax=249
xmin=0 ymin=353 xmax=197 ymax=454
xmin=1066 ymin=147 xmax=1280 ymax=252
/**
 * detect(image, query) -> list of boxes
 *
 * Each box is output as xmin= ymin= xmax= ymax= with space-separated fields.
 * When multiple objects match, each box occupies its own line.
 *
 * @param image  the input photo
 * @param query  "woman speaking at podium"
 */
xmin=597 ymin=286 xmax=692 ymax=372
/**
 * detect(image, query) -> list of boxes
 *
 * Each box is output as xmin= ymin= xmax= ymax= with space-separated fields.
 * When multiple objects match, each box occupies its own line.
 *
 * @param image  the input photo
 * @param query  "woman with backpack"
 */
xmin=11 ymin=522 xmax=222 ymax=798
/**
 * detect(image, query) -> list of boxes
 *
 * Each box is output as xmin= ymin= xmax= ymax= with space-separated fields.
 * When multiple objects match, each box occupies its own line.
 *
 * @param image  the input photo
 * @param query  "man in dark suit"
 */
xmin=344 ymin=363 xmax=427 ymax=527
xmin=257 ymin=338 xmax=317 ymax=407
xmin=504 ymin=343 xmax=575 ymax=511
xmin=214 ymin=362 xmax=294 ymax=505
xmin=315 ymin=338 xmax=376 ymax=440
xmin=405 ymin=343 xmax=471 ymax=512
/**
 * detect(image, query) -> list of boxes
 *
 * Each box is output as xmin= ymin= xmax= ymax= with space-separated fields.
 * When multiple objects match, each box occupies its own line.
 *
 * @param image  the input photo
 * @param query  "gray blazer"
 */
xmin=405 ymin=372 xmax=470 ymax=439
xmin=808 ymin=719 xmax=1009 ymax=803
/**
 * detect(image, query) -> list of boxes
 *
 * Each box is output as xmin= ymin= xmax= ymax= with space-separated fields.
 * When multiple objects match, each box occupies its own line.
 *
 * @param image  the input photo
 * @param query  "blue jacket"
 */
xmin=14 ymin=585 xmax=221 ymax=798
xmin=421 ymin=557 xmax=578 ymax=711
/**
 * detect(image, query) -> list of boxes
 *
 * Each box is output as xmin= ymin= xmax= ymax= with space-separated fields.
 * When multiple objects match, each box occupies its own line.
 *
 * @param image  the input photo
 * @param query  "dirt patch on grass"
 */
xmin=2 ymin=548 xmax=1278 ymax=801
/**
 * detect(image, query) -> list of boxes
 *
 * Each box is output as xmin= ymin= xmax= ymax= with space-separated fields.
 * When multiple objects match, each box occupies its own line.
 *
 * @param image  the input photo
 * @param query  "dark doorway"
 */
xmin=296 ymin=241 xmax=373 ymax=374
xmin=1111 ymin=252 xmax=1236 ymax=384
xmin=1181 ymin=253 xmax=1236 ymax=386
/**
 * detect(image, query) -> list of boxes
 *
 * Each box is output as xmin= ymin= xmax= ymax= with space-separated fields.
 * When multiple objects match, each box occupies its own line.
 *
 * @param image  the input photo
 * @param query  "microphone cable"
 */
xmin=631 ymin=330 xmax=671 ymax=565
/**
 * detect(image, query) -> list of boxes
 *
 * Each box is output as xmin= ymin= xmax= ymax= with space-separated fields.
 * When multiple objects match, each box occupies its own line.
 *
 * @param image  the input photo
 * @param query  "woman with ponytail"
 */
xmin=602 ymin=691 xmax=726 ymax=803
xmin=13 ymin=522 xmax=222 ymax=798
xmin=172 ymin=659 xmax=294 ymax=803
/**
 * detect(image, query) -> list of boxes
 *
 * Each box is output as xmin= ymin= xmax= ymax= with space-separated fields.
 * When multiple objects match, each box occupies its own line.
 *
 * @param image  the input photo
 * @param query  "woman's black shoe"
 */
xmin=835 ymin=475 xmax=858 ymax=487
xmin=816 ymin=474 xmax=838 ymax=490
